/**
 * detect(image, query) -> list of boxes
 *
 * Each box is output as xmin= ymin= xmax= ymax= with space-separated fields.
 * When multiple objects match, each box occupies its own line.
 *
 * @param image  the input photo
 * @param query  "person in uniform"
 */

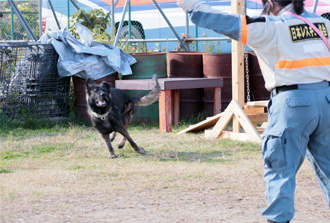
xmin=176 ymin=0 xmax=330 ymax=222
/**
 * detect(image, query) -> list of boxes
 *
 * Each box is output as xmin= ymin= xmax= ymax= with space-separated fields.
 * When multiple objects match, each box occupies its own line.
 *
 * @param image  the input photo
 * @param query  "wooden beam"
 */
xmin=159 ymin=90 xmax=172 ymax=132
xmin=206 ymin=100 xmax=261 ymax=143
xmin=231 ymin=0 xmax=245 ymax=133
xmin=206 ymin=100 xmax=235 ymax=138
xmin=246 ymin=113 xmax=268 ymax=123
xmin=177 ymin=112 xmax=223 ymax=134
xmin=244 ymin=105 xmax=265 ymax=114
xmin=214 ymin=87 xmax=222 ymax=115
xmin=172 ymin=89 xmax=180 ymax=125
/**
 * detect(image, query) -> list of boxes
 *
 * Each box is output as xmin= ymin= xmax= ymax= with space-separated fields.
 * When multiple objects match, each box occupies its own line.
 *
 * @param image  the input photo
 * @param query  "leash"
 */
xmin=285 ymin=11 xmax=330 ymax=52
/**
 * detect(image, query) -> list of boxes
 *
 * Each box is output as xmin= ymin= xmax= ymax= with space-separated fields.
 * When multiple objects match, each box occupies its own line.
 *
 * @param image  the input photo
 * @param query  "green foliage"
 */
xmin=201 ymin=32 xmax=223 ymax=53
xmin=68 ymin=9 xmax=143 ymax=53
xmin=0 ymin=3 xmax=39 ymax=40
xmin=69 ymin=9 xmax=112 ymax=41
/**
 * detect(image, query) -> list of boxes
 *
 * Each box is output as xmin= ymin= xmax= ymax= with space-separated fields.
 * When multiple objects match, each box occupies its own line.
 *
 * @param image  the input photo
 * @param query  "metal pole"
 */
xmin=11 ymin=6 xmax=14 ymax=39
xmin=69 ymin=0 xmax=94 ymax=28
xmin=39 ymin=0 xmax=42 ymax=37
xmin=7 ymin=0 xmax=37 ymax=41
xmin=111 ymin=0 xmax=115 ymax=36
xmin=47 ymin=0 xmax=61 ymax=30
xmin=128 ymin=0 xmax=131 ymax=39
xmin=185 ymin=12 xmax=189 ymax=36
xmin=114 ymin=0 xmax=130 ymax=46
xmin=119 ymin=36 xmax=230 ymax=43
xmin=312 ymin=0 xmax=319 ymax=13
xmin=67 ymin=0 xmax=70 ymax=28
xmin=195 ymin=26 xmax=198 ymax=51
xmin=152 ymin=0 xmax=189 ymax=51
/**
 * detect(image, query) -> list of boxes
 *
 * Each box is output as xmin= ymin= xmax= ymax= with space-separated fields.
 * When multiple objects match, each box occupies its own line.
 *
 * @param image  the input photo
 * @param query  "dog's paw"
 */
xmin=108 ymin=154 xmax=118 ymax=159
xmin=136 ymin=147 xmax=146 ymax=155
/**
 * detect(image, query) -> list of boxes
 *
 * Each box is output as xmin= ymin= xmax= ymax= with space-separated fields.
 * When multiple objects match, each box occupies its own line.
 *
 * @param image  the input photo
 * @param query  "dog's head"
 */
xmin=85 ymin=78 xmax=112 ymax=108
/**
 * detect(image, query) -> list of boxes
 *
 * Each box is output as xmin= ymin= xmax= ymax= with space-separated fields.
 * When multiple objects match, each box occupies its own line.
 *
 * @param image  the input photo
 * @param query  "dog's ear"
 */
xmin=101 ymin=81 xmax=112 ymax=91
xmin=86 ymin=78 xmax=95 ymax=90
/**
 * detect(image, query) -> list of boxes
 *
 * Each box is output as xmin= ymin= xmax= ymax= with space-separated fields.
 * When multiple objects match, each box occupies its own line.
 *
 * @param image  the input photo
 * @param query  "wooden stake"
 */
xmin=231 ymin=0 xmax=245 ymax=133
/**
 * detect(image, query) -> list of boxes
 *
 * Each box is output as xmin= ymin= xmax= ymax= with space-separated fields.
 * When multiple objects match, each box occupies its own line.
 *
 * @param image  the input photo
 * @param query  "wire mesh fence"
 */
xmin=2 ymin=0 xmax=330 ymax=52
xmin=0 ymin=42 xmax=70 ymax=124
xmin=0 ymin=0 xmax=40 ymax=41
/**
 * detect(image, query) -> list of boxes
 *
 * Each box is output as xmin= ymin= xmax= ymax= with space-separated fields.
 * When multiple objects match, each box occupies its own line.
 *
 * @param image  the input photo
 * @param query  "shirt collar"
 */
xmin=278 ymin=3 xmax=293 ymax=15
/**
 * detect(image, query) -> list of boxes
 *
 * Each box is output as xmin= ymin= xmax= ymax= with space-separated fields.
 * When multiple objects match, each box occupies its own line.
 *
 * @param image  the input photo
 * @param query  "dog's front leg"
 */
xmin=110 ymin=132 xmax=117 ymax=142
xmin=118 ymin=128 xmax=146 ymax=155
xmin=101 ymin=134 xmax=117 ymax=159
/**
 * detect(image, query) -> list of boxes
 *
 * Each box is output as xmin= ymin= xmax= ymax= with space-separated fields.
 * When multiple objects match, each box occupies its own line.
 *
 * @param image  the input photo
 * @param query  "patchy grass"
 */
xmin=0 ymin=120 xmax=328 ymax=222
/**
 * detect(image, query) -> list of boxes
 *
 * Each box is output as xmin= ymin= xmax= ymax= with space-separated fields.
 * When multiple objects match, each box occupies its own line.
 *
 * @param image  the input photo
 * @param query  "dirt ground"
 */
xmin=1 ymin=162 xmax=329 ymax=223
xmin=1 ymin=127 xmax=329 ymax=223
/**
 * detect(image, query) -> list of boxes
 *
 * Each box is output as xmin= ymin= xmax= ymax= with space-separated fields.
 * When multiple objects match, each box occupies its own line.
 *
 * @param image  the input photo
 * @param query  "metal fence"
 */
xmin=0 ymin=0 xmax=40 ymax=41
xmin=0 ymin=42 xmax=71 ymax=124
xmin=2 ymin=0 xmax=330 ymax=52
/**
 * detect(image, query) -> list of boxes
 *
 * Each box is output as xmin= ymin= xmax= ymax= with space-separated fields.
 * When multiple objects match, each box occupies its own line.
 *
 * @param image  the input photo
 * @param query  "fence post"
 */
xmin=11 ymin=7 xmax=14 ymax=39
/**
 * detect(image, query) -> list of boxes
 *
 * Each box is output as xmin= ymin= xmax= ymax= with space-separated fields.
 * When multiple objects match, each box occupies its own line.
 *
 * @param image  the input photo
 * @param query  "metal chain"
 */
xmin=244 ymin=45 xmax=250 ymax=102
xmin=243 ymin=0 xmax=251 ymax=102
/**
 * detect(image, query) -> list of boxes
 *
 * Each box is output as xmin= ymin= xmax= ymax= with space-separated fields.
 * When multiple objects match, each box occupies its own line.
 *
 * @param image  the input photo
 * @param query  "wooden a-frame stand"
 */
xmin=205 ymin=0 xmax=263 ymax=143
xmin=178 ymin=0 xmax=267 ymax=143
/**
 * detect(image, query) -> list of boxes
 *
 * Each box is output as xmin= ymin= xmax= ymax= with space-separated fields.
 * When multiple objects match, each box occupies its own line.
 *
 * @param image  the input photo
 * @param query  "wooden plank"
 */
xmin=206 ymin=100 xmax=235 ymax=139
xmin=159 ymin=90 xmax=172 ymax=132
xmin=115 ymin=80 xmax=153 ymax=90
xmin=177 ymin=112 xmax=223 ymax=134
xmin=260 ymin=122 xmax=268 ymax=128
xmin=244 ymin=105 xmax=265 ymax=114
xmin=220 ymin=131 xmax=261 ymax=143
xmin=172 ymin=89 xmax=180 ymax=125
xmin=231 ymin=100 xmax=261 ymax=142
xmin=257 ymin=127 xmax=266 ymax=134
xmin=214 ymin=87 xmax=222 ymax=115
xmin=162 ymin=78 xmax=223 ymax=90
xmin=115 ymin=78 xmax=223 ymax=91
xmin=246 ymin=113 xmax=268 ymax=123
xmin=246 ymin=100 xmax=269 ymax=107
xmin=231 ymin=0 xmax=245 ymax=133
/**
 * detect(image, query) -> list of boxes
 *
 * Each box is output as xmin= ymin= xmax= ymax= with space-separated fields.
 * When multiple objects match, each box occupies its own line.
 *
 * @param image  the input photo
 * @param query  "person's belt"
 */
xmin=275 ymin=85 xmax=298 ymax=94
xmin=275 ymin=82 xmax=330 ymax=94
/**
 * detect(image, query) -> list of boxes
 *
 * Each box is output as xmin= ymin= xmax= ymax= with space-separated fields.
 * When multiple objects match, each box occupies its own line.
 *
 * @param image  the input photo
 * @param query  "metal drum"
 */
xmin=203 ymin=53 xmax=232 ymax=116
xmin=123 ymin=52 xmax=167 ymax=124
xmin=167 ymin=51 xmax=205 ymax=120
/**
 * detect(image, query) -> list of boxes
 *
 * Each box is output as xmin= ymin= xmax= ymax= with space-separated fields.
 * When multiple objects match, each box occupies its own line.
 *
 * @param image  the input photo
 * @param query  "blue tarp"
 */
xmin=39 ymin=23 xmax=136 ymax=80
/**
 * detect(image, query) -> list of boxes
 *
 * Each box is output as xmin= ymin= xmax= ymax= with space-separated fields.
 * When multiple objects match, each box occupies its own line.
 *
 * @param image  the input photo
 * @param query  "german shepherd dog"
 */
xmin=85 ymin=74 xmax=160 ymax=159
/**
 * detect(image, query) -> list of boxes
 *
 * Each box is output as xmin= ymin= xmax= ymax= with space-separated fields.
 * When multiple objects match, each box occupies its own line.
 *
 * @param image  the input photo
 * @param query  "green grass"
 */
xmin=0 ymin=169 xmax=14 ymax=174
xmin=0 ymin=113 xmax=263 ymax=205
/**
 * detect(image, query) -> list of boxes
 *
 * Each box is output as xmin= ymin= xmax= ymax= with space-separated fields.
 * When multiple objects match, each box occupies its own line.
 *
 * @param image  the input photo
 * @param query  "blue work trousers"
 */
xmin=261 ymin=81 xmax=330 ymax=223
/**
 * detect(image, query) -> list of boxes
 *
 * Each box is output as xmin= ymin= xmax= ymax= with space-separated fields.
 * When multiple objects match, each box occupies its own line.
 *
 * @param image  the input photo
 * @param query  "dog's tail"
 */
xmin=134 ymin=74 xmax=160 ymax=106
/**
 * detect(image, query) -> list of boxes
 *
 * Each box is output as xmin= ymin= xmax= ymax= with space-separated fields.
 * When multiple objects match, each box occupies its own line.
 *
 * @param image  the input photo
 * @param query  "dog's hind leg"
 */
xmin=110 ymin=132 xmax=117 ymax=142
xmin=101 ymin=134 xmax=117 ymax=159
xmin=118 ymin=137 xmax=126 ymax=149
xmin=117 ymin=127 xmax=146 ymax=155
xmin=118 ymin=109 xmax=133 ymax=149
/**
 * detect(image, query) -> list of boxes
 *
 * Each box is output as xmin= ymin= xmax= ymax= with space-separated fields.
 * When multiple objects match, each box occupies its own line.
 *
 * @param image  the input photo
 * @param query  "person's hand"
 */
xmin=177 ymin=0 xmax=184 ymax=6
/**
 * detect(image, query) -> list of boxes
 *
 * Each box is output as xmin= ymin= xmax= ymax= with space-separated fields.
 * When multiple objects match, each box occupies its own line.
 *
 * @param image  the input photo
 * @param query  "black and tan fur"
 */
xmin=85 ymin=74 xmax=160 ymax=159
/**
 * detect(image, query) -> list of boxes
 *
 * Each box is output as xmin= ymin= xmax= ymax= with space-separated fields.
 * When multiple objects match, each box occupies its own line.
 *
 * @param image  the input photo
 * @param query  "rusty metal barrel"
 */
xmin=73 ymin=73 xmax=119 ymax=123
xmin=247 ymin=53 xmax=270 ymax=102
xmin=167 ymin=51 xmax=204 ymax=120
xmin=203 ymin=53 xmax=232 ymax=116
